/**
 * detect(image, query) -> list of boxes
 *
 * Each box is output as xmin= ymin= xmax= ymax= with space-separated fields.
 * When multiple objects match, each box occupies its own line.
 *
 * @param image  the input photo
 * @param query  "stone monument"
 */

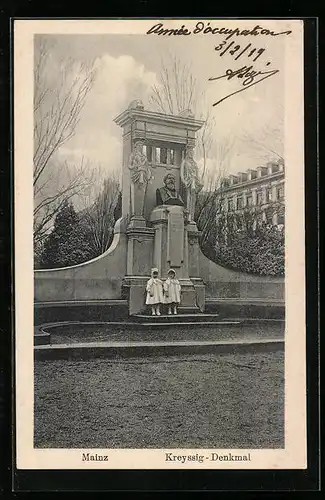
xmin=114 ymin=100 xmax=205 ymax=315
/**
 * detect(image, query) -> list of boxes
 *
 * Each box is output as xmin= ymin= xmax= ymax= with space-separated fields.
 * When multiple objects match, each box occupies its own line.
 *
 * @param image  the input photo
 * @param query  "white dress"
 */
xmin=163 ymin=278 xmax=181 ymax=304
xmin=146 ymin=278 xmax=164 ymax=305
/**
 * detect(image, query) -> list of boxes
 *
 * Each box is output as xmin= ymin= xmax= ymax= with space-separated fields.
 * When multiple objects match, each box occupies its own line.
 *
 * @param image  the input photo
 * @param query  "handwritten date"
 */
xmin=215 ymin=39 xmax=266 ymax=62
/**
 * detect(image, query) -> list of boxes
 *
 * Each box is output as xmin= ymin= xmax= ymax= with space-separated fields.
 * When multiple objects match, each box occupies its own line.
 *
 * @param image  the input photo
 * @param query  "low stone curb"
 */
xmin=34 ymin=338 xmax=284 ymax=361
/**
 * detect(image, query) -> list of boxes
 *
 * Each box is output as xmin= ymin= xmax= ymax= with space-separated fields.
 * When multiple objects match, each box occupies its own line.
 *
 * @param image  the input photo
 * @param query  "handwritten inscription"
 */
xmin=209 ymin=67 xmax=279 ymax=106
xmin=215 ymin=39 xmax=266 ymax=62
xmin=146 ymin=22 xmax=284 ymax=109
xmin=208 ymin=36 xmax=279 ymax=107
xmin=146 ymin=22 xmax=292 ymax=39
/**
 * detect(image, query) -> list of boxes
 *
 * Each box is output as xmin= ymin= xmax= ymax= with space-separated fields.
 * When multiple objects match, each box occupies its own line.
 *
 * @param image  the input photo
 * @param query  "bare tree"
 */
xmin=240 ymin=102 xmax=284 ymax=163
xmin=33 ymin=158 xmax=95 ymax=260
xmin=79 ymin=169 xmax=121 ymax=256
xmin=148 ymin=52 xmax=234 ymax=252
xmin=33 ymin=37 xmax=97 ymax=254
xmin=149 ymin=53 xmax=201 ymax=115
xmin=195 ymin=138 xmax=234 ymax=250
xmin=148 ymin=53 xmax=213 ymax=177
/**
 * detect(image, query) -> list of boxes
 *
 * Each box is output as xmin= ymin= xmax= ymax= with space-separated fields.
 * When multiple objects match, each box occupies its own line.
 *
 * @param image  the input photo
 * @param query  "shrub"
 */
xmin=199 ymin=208 xmax=285 ymax=276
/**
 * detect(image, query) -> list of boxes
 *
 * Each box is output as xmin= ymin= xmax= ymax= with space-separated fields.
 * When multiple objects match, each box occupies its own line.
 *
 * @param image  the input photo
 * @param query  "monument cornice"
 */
xmin=130 ymin=130 xmax=196 ymax=146
xmin=114 ymin=108 xmax=204 ymax=131
xmin=126 ymin=227 xmax=155 ymax=237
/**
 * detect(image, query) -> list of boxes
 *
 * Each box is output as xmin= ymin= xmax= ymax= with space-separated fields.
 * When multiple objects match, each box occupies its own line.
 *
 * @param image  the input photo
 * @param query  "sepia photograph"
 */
xmin=14 ymin=19 xmax=306 ymax=470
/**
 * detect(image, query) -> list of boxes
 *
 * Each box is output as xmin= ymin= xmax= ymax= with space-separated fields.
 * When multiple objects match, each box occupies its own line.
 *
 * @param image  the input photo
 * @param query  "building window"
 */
xmin=267 ymin=188 xmax=272 ymax=202
xmin=246 ymin=193 xmax=253 ymax=206
xmin=237 ymin=196 xmax=244 ymax=210
xmin=256 ymin=191 xmax=263 ymax=205
xmin=276 ymin=185 xmax=284 ymax=200
xmin=227 ymin=198 xmax=234 ymax=211
xmin=170 ymin=149 xmax=175 ymax=165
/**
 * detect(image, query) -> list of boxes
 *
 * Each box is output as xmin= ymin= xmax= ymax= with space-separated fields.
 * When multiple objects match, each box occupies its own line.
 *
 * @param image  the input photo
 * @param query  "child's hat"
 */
xmin=151 ymin=267 xmax=159 ymax=273
xmin=168 ymin=268 xmax=176 ymax=275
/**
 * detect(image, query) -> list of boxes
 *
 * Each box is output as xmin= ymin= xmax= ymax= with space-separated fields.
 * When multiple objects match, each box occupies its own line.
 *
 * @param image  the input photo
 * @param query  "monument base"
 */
xmin=122 ymin=276 xmax=148 ymax=316
xmin=190 ymin=277 xmax=206 ymax=312
xmin=122 ymin=204 xmax=206 ymax=315
xmin=123 ymin=276 xmax=205 ymax=316
xmin=178 ymin=279 xmax=204 ymax=313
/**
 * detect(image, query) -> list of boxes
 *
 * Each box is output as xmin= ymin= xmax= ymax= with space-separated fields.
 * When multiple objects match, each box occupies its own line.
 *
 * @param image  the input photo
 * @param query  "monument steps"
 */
xmin=133 ymin=313 xmax=220 ymax=323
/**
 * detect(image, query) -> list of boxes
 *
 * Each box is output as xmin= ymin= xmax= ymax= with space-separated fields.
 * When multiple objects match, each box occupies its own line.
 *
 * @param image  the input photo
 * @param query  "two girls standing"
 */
xmin=145 ymin=268 xmax=181 ymax=315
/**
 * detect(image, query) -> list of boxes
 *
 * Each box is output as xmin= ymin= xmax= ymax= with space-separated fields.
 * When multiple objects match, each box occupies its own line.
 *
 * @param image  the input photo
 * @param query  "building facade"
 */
xmin=220 ymin=159 xmax=285 ymax=227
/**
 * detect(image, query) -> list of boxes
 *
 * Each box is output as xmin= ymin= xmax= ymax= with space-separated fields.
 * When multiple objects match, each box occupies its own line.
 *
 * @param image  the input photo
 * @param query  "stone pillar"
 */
xmin=151 ymin=206 xmax=188 ymax=279
xmin=187 ymin=221 xmax=205 ymax=312
xmin=122 ymin=226 xmax=155 ymax=315
xmin=151 ymin=206 xmax=169 ymax=278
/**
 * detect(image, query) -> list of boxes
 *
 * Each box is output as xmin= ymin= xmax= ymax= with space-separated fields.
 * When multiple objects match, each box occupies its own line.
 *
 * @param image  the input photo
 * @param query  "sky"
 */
xmin=35 ymin=30 xmax=285 ymax=186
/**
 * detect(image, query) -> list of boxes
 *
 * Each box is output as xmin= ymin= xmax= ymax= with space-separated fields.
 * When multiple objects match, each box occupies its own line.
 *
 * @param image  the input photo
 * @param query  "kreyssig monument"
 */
xmin=114 ymin=99 xmax=205 ymax=314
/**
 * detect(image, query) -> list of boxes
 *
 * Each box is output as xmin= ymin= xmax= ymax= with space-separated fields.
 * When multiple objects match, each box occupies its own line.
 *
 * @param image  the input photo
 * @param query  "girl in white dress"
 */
xmin=164 ymin=269 xmax=181 ymax=315
xmin=145 ymin=268 xmax=164 ymax=315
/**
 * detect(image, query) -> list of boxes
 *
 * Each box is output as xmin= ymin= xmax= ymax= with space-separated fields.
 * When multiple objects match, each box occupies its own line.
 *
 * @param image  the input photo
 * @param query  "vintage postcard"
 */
xmin=14 ymin=19 xmax=306 ymax=470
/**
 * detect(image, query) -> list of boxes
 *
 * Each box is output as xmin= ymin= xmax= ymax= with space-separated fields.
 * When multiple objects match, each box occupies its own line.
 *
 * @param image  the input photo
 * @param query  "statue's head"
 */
xmin=134 ymin=139 xmax=145 ymax=152
xmin=163 ymin=173 xmax=176 ymax=190
xmin=186 ymin=146 xmax=194 ymax=159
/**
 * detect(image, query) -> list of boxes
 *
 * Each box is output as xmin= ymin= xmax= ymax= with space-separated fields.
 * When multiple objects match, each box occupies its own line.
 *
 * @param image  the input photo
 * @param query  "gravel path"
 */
xmin=34 ymin=351 xmax=284 ymax=449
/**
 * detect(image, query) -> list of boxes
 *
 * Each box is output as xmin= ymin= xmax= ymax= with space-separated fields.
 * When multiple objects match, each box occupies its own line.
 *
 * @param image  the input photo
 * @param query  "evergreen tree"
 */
xmin=40 ymin=200 xmax=93 ymax=268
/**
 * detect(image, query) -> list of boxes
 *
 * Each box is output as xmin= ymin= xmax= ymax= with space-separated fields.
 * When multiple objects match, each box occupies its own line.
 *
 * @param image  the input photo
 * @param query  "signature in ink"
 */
xmin=208 ymin=65 xmax=279 ymax=106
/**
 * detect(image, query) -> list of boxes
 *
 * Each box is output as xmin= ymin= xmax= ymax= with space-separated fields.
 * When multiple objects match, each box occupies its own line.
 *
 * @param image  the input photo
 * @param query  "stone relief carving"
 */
xmin=128 ymin=140 xmax=152 ymax=185
xmin=128 ymin=99 xmax=144 ymax=110
xmin=180 ymin=146 xmax=203 ymax=220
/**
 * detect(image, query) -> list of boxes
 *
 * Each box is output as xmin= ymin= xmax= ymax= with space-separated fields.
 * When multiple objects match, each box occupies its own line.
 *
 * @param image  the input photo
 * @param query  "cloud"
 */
xmin=57 ymin=53 xmax=158 ymax=177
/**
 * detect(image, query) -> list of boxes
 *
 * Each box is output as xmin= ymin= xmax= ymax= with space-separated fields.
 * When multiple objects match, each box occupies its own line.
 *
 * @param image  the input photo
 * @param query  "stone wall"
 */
xmin=34 ymin=224 xmax=284 ymax=304
xmin=34 ymin=220 xmax=128 ymax=302
xmin=199 ymin=252 xmax=284 ymax=300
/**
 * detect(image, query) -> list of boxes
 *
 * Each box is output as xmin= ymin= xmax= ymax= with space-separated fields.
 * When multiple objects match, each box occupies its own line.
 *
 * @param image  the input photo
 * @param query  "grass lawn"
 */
xmin=34 ymin=350 xmax=284 ymax=449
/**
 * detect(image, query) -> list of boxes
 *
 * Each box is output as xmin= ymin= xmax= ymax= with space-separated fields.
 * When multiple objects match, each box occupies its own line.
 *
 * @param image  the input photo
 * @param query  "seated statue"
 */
xmin=156 ymin=173 xmax=184 ymax=207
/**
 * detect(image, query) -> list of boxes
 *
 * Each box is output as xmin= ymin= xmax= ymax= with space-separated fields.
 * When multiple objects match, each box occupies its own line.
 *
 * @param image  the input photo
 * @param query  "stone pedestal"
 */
xmin=123 ymin=224 xmax=155 ymax=315
xmin=150 ymin=205 xmax=205 ymax=313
